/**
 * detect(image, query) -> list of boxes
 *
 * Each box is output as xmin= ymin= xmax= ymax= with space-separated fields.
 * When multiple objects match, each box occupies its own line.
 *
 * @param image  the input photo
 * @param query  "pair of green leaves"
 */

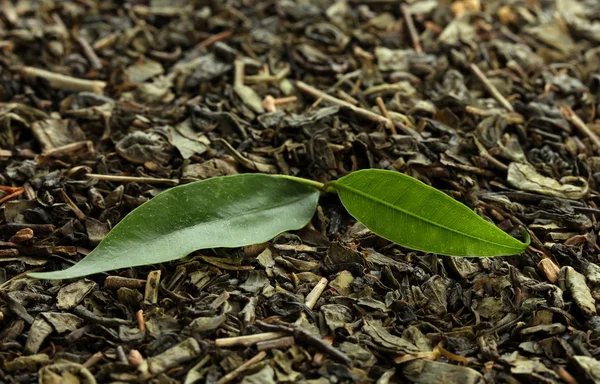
xmin=29 ymin=170 xmax=529 ymax=280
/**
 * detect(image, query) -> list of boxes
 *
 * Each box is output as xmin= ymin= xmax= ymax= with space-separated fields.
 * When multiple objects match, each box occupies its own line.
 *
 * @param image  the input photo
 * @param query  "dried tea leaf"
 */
xmin=115 ymin=129 xmax=172 ymax=165
xmin=362 ymin=319 xmax=420 ymax=354
xmin=125 ymin=59 xmax=164 ymax=83
xmin=402 ymin=359 xmax=482 ymax=384
xmin=56 ymin=280 xmax=97 ymax=310
xmin=241 ymin=365 xmax=276 ymax=384
xmin=41 ymin=312 xmax=84 ymax=334
xmin=562 ymin=266 xmax=597 ymax=317
xmin=507 ymin=162 xmax=588 ymax=200
xmin=31 ymin=118 xmax=86 ymax=152
xmin=169 ymin=119 xmax=209 ymax=159
xmin=572 ymin=355 xmax=600 ymax=383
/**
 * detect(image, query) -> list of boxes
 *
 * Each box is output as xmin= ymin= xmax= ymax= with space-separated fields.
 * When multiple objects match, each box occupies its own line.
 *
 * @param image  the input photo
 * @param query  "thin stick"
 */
xmin=20 ymin=67 xmax=106 ymax=94
xmin=305 ymin=277 xmax=328 ymax=310
xmin=215 ymin=332 xmax=286 ymax=347
xmin=401 ymin=4 xmax=422 ymax=53
xmin=83 ymin=352 xmax=103 ymax=369
xmin=217 ymin=351 xmax=267 ymax=384
xmin=256 ymin=336 xmax=295 ymax=351
xmin=375 ymin=97 xmax=397 ymax=135
xmin=196 ymin=30 xmax=232 ymax=49
xmin=296 ymin=81 xmax=393 ymax=128
xmin=0 ymin=188 xmax=24 ymax=204
xmin=561 ymin=106 xmax=600 ymax=152
xmin=58 ymin=189 xmax=87 ymax=221
xmin=144 ymin=270 xmax=161 ymax=305
xmin=0 ymin=149 xmax=12 ymax=157
xmin=104 ymin=276 xmax=146 ymax=289
xmin=136 ymin=309 xmax=146 ymax=331
xmin=76 ymin=36 xmax=103 ymax=70
xmin=469 ymin=63 xmax=514 ymax=111
xmin=86 ymin=173 xmax=179 ymax=186
xmin=41 ymin=141 xmax=94 ymax=158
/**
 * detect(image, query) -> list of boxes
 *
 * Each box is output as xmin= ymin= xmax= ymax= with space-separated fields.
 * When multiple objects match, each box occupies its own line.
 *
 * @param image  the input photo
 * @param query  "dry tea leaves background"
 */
xmin=1 ymin=0 xmax=600 ymax=383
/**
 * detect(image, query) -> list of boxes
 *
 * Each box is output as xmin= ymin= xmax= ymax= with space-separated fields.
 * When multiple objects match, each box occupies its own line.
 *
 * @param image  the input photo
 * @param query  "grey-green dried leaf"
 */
xmin=507 ymin=162 xmax=588 ymax=200
xmin=31 ymin=118 xmax=86 ymax=152
xmin=241 ymin=365 xmax=276 ymax=384
xmin=363 ymin=249 xmax=412 ymax=272
xmin=125 ymin=59 xmax=164 ymax=83
xmin=339 ymin=342 xmax=375 ymax=369
xmin=329 ymin=270 xmax=353 ymax=296
xmin=85 ymin=217 xmax=109 ymax=247
xmin=234 ymin=83 xmax=264 ymax=114
xmin=41 ymin=312 xmax=84 ymax=334
xmin=4 ymin=354 xmax=50 ymax=373
xmin=321 ymin=304 xmax=352 ymax=332
xmin=115 ymin=129 xmax=172 ymax=165
xmin=146 ymin=312 xmax=181 ymax=337
xmin=240 ymin=271 xmax=270 ymax=294
xmin=25 ymin=316 xmax=53 ymax=354
xmin=187 ymin=313 xmax=227 ymax=334
xmin=402 ymin=359 xmax=482 ymax=384
xmin=520 ymin=323 xmax=566 ymax=335
xmin=362 ymin=319 xmax=420 ymax=355
xmin=273 ymin=349 xmax=302 ymax=382
xmin=572 ymin=355 xmax=600 ymax=383
xmin=39 ymin=362 xmax=96 ymax=384
xmin=562 ymin=266 xmax=597 ymax=317
xmin=181 ymin=159 xmax=238 ymax=183
xmin=169 ymin=119 xmax=209 ymax=159
xmin=146 ymin=338 xmax=201 ymax=375
xmin=473 ymin=297 xmax=505 ymax=321
xmin=57 ymin=280 xmax=97 ymax=310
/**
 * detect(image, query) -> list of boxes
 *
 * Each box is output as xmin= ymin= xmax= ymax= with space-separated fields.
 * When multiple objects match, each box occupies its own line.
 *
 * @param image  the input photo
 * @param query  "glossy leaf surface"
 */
xmin=29 ymin=174 xmax=320 ymax=279
xmin=331 ymin=169 xmax=529 ymax=257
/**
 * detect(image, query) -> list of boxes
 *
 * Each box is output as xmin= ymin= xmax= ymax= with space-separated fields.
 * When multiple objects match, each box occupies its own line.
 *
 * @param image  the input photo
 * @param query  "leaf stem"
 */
xmin=275 ymin=175 xmax=336 ymax=193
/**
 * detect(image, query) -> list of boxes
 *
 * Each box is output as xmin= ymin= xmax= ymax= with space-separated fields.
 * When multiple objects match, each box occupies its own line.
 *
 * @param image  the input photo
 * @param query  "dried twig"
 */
xmin=304 ymin=277 xmax=328 ymax=310
xmin=561 ymin=106 xmax=600 ymax=152
xmin=256 ymin=336 xmax=295 ymax=351
xmin=76 ymin=36 xmax=103 ymax=70
xmin=401 ymin=4 xmax=422 ymax=53
xmin=196 ymin=30 xmax=232 ymax=49
xmin=86 ymin=173 xmax=179 ymax=186
xmin=59 ymin=189 xmax=87 ymax=221
xmin=256 ymin=321 xmax=352 ymax=367
xmin=41 ymin=141 xmax=94 ymax=158
xmin=0 ymin=187 xmax=24 ymax=204
xmin=136 ymin=310 xmax=146 ymax=331
xmin=215 ymin=332 xmax=286 ymax=347
xmin=83 ymin=352 xmax=104 ymax=369
xmin=296 ymin=81 xmax=394 ymax=129
xmin=19 ymin=67 xmax=106 ymax=94
xmin=375 ymin=97 xmax=397 ymax=135
xmin=469 ymin=63 xmax=514 ymax=111
xmin=104 ymin=276 xmax=146 ymax=289
xmin=144 ymin=270 xmax=161 ymax=305
xmin=217 ymin=352 xmax=267 ymax=384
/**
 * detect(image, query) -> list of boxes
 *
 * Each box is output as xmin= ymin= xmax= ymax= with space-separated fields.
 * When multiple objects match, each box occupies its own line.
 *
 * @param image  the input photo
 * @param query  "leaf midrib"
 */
xmin=334 ymin=181 xmax=523 ymax=252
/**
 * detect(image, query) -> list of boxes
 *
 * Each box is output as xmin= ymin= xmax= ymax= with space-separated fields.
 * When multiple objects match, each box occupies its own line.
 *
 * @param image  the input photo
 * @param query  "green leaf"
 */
xmin=331 ymin=169 xmax=529 ymax=257
xmin=29 ymin=174 xmax=320 ymax=280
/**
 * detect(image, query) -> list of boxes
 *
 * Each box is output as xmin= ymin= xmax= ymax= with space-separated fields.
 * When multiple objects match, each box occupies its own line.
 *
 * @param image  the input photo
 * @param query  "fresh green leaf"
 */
xmin=331 ymin=169 xmax=529 ymax=257
xmin=29 ymin=174 xmax=320 ymax=280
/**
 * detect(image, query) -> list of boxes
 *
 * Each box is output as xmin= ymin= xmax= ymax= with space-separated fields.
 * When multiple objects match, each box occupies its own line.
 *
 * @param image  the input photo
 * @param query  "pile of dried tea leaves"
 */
xmin=1 ymin=0 xmax=600 ymax=383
